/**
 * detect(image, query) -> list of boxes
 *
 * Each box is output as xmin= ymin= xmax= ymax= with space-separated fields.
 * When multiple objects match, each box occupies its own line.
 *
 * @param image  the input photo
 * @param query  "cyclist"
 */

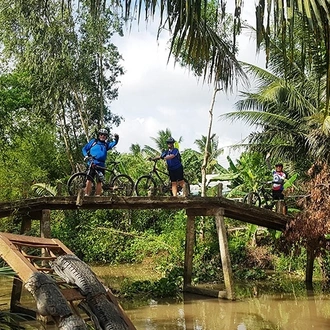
xmin=155 ymin=136 xmax=185 ymax=197
xmin=82 ymin=129 xmax=119 ymax=196
xmin=266 ymin=153 xmax=287 ymax=200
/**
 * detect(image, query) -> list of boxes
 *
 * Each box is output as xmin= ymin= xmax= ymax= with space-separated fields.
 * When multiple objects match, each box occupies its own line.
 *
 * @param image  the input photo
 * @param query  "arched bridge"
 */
xmin=0 ymin=195 xmax=290 ymax=231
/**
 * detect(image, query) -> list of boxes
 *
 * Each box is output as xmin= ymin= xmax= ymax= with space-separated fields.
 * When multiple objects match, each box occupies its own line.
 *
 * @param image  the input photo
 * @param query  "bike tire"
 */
xmin=135 ymin=176 xmax=157 ymax=196
xmin=67 ymin=172 xmax=95 ymax=196
xmin=243 ymin=192 xmax=261 ymax=207
xmin=110 ymin=174 xmax=135 ymax=196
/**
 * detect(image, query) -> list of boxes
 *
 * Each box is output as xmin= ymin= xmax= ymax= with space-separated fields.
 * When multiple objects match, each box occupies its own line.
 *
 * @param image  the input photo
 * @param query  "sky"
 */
xmin=110 ymin=1 xmax=265 ymax=167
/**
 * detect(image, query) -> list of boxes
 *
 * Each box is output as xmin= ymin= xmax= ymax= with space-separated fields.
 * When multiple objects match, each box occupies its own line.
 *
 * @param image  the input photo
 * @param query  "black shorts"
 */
xmin=272 ymin=190 xmax=284 ymax=200
xmin=86 ymin=166 xmax=105 ymax=183
xmin=169 ymin=165 xmax=184 ymax=182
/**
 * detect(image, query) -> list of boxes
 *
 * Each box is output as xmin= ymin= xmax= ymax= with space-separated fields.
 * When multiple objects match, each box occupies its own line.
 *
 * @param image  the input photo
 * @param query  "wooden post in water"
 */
xmin=184 ymin=211 xmax=195 ymax=289
xmin=40 ymin=209 xmax=51 ymax=262
xmin=215 ymin=208 xmax=235 ymax=300
xmin=40 ymin=209 xmax=51 ymax=239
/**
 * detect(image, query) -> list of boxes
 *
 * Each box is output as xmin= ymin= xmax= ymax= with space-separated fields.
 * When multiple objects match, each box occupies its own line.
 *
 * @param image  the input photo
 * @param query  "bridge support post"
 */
xmin=40 ymin=209 xmax=51 ymax=239
xmin=275 ymin=200 xmax=287 ymax=215
xmin=40 ymin=210 xmax=51 ymax=262
xmin=215 ymin=208 xmax=235 ymax=300
xmin=183 ymin=212 xmax=195 ymax=289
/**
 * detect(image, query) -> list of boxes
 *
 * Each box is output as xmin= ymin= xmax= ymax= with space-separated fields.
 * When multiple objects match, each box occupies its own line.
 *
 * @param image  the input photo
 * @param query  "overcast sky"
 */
xmin=110 ymin=1 xmax=265 ymax=167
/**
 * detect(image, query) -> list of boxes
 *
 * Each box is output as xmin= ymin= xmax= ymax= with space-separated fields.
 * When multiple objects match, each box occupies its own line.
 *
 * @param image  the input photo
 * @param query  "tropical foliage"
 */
xmin=2 ymin=0 xmax=330 ymax=321
xmin=221 ymin=18 xmax=330 ymax=177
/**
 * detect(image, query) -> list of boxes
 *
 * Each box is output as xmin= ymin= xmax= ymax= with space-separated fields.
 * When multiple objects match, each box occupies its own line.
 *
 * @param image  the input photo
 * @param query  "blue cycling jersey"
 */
xmin=163 ymin=148 xmax=182 ymax=170
xmin=82 ymin=138 xmax=117 ymax=167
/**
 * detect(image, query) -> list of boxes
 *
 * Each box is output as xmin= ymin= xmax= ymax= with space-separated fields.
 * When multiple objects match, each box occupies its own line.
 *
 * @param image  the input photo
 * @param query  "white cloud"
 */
xmin=111 ymin=0 xmax=265 ymax=167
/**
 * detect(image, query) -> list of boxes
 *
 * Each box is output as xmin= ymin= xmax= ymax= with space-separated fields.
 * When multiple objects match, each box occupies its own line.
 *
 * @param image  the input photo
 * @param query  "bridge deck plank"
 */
xmin=0 ymin=196 xmax=290 ymax=231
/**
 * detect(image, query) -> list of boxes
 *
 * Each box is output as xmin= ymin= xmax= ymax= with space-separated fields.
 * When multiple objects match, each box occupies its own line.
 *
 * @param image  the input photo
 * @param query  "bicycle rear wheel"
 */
xmin=110 ymin=174 xmax=135 ymax=196
xmin=243 ymin=192 xmax=261 ymax=207
xmin=135 ymin=176 xmax=157 ymax=196
xmin=67 ymin=173 xmax=95 ymax=196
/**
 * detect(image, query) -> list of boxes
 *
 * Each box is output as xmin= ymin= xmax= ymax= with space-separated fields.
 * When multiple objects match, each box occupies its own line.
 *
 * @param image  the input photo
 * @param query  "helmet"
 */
xmin=166 ymin=137 xmax=175 ymax=144
xmin=98 ymin=128 xmax=108 ymax=136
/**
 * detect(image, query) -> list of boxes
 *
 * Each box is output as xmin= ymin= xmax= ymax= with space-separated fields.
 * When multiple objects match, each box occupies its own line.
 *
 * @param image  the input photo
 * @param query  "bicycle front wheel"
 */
xmin=135 ymin=176 xmax=157 ymax=196
xmin=243 ymin=192 xmax=261 ymax=207
xmin=67 ymin=173 xmax=95 ymax=196
xmin=110 ymin=174 xmax=135 ymax=196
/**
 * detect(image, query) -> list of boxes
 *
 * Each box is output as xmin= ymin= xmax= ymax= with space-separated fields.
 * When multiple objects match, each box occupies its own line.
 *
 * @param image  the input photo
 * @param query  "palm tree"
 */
xmin=143 ymin=129 xmax=182 ymax=156
xmin=117 ymin=0 xmax=330 ymax=102
xmin=220 ymin=21 xmax=330 ymax=175
xmin=15 ymin=1 xmax=330 ymax=102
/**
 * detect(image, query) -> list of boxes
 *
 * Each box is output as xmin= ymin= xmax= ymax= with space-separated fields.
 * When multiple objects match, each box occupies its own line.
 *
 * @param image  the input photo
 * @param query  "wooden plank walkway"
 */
xmin=0 ymin=196 xmax=290 ymax=231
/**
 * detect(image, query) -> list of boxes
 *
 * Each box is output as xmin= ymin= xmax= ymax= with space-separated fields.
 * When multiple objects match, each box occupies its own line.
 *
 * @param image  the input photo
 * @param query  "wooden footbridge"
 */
xmin=0 ymin=195 xmax=288 ymax=230
xmin=0 ymin=194 xmax=291 ymax=329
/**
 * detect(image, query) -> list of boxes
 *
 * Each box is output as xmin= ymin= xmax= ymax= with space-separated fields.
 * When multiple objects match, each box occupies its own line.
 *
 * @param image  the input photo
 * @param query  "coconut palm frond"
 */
xmin=220 ymin=110 xmax=297 ymax=128
xmin=31 ymin=183 xmax=57 ymax=197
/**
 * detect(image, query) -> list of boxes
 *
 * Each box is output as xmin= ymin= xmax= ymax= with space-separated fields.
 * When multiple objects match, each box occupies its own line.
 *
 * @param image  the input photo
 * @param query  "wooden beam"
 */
xmin=215 ymin=208 xmax=235 ymax=300
xmin=184 ymin=284 xmax=227 ymax=299
xmin=184 ymin=213 xmax=195 ymax=288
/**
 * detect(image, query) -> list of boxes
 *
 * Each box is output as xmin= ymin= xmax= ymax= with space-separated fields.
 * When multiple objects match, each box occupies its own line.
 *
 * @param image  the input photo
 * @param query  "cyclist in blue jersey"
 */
xmin=155 ymin=136 xmax=185 ymax=196
xmin=82 ymin=128 xmax=119 ymax=196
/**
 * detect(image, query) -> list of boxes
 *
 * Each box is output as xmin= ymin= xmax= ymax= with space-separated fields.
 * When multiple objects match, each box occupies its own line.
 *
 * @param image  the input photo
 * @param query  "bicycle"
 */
xmin=135 ymin=158 xmax=190 ymax=197
xmin=67 ymin=158 xmax=134 ymax=197
xmin=243 ymin=182 xmax=277 ymax=210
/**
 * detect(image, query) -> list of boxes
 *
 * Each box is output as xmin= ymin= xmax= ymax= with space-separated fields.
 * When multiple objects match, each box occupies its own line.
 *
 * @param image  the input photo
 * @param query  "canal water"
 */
xmin=2 ymin=272 xmax=330 ymax=329
xmin=123 ymin=290 xmax=330 ymax=329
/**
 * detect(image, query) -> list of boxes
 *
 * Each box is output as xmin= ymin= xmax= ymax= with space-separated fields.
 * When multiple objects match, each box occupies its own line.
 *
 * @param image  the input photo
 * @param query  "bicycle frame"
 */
xmin=87 ymin=161 xmax=121 ymax=183
xmin=148 ymin=160 xmax=171 ymax=189
xmin=259 ymin=186 xmax=273 ymax=202
xmin=243 ymin=183 xmax=275 ymax=209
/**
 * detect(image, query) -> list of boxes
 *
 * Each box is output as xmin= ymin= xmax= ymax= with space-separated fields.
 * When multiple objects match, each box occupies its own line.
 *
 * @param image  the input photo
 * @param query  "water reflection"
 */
xmin=125 ymin=291 xmax=330 ymax=330
xmin=2 ymin=275 xmax=330 ymax=329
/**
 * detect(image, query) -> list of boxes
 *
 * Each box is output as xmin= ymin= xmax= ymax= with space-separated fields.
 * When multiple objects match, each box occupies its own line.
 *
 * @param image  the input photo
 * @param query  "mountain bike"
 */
xmin=243 ymin=182 xmax=276 ymax=210
xmin=67 ymin=159 xmax=134 ymax=196
xmin=135 ymin=158 xmax=190 ymax=196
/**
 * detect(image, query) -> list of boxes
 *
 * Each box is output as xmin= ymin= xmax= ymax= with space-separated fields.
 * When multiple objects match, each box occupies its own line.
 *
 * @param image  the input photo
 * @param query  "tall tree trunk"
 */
xmin=58 ymin=106 xmax=75 ymax=172
xmin=201 ymin=86 xmax=220 ymax=196
xmin=97 ymin=47 xmax=104 ymax=127
xmin=199 ymin=86 xmax=220 ymax=241
xmin=73 ymin=88 xmax=90 ymax=141
xmin=306 ymin=247 xmax=315 ymax=285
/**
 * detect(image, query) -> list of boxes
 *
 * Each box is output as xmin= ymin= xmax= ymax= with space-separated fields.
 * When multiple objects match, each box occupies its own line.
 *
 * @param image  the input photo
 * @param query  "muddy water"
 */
xmin=2 ymin=271 xmax=330 ymax=329
xmin=124 ymin=291 xmax=330 ymax=329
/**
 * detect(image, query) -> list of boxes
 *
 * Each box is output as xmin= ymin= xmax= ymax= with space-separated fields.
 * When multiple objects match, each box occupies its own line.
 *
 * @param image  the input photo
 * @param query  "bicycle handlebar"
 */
xmin=84 ymin=158 xmax=120 ymax=171
xmin=148 ymin=157 xmax=160 ymax=162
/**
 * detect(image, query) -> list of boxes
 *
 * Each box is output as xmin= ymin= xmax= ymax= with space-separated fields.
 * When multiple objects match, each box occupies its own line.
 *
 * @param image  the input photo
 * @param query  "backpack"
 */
xmin=86 ymin=139 xmax=98 ymax=156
